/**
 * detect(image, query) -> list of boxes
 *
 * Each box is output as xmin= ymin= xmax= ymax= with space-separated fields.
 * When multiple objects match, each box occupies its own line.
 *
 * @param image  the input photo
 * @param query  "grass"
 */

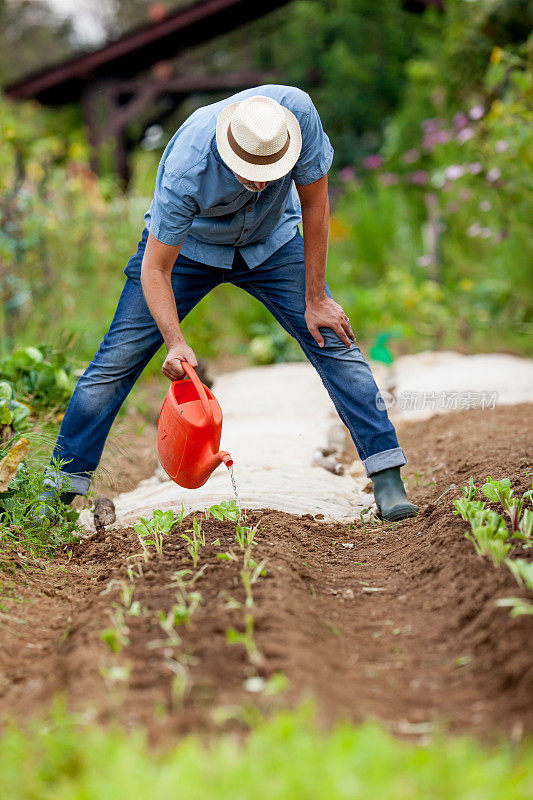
xmin=1 ymin=704 xmax=532 ymax=800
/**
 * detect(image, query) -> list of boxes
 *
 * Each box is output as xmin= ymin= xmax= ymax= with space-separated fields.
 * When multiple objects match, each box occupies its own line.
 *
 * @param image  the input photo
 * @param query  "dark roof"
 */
xmin=4 ymin=0 xmax=291 ymax=104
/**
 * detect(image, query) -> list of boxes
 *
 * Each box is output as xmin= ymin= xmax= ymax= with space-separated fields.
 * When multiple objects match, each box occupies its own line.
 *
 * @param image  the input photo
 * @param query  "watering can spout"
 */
xmin=214 ymin=451 xmax=233 ymax=470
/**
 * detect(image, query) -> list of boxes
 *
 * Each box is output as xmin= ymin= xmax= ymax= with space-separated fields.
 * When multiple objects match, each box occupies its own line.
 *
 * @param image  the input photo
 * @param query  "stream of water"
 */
xmin=228 ymin=464 xmax=243 ymax=519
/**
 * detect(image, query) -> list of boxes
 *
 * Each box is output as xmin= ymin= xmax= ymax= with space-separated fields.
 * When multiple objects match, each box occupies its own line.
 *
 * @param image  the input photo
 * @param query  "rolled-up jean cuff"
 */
xmin=43 ymin=467 xmax=90 ymax=496
xmin=362 ymin=447 xmax=407 ymax=477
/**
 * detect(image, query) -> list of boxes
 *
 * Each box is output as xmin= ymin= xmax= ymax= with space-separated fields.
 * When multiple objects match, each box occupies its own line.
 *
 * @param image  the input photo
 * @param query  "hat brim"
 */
xmin=216 ymin=101 xmax=302 ymax=182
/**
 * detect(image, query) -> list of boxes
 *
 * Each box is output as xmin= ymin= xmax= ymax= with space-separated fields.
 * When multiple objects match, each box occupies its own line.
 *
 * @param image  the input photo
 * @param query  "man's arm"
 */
xmin=296 ymin=175 xmax=355 ymax=348
xmin=141 ymin=232 xmax=197 ymax=380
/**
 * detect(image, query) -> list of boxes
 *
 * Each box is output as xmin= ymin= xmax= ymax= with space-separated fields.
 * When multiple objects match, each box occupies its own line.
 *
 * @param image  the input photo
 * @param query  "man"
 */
xmin=47 ymin=85 xmax=418 ymax=522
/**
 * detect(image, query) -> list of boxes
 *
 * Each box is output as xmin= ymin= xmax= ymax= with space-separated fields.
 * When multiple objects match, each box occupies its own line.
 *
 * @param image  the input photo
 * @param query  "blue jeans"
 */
xmin=49 ymin=228 xmax=406 ymax=495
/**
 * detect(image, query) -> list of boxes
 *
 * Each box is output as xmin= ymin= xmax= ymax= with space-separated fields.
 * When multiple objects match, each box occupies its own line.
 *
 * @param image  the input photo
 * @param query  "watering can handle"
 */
xmin=180 ymin=361 xmax=213 ymax=421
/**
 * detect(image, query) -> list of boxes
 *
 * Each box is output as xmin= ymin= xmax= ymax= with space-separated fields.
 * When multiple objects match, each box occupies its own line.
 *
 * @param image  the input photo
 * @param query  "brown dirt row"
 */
xmin=0 ymin=403 xmax=531 ymax=744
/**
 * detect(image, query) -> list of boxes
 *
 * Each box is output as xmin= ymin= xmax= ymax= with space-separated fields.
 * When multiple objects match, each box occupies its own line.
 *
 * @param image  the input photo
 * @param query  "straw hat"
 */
xmin=216 ymin=95 xmax=302 ymax=182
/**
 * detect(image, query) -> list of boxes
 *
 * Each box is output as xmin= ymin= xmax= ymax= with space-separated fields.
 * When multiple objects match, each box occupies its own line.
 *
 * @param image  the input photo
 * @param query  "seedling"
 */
xmin=461 ymin=477 xmax=478 ymax=501
xmin=100 ymin=608 xmax=129 ymax=653
xmin=99 ymin=664 xmax=131 ymax=688
xmin=102 ymin=578 xmax=134 ymax=608
xmin=235 ymin=523 xmax=258 ymax=550
xmin=170 ymin=590 xmax=202 ymax=627
xmin=226 ymin=613 xmax=261 ymax=664
xmin=217 ymin=550 xmax=238 ymax=561
xmin=481 ymin=476 xmax=513 ymax=506
xmin=172 ymin=564 xmax=208 ymax=588
xmin=205 ymin=500 xmax=240 ymax=521
xmin=240 ymin=559 xmax=267 ymax=608
xmin=134 ymin=508 xmax=181 ymax=555
xmin=505 ymin=558 xmax=533 ymax=590
xmin=495 ymin=597 xmax=533 ymax=617
xmin=181 ymin=518 xmax=204 ymax=567
xmin=515 ymin=508 xmax=532 ymax=543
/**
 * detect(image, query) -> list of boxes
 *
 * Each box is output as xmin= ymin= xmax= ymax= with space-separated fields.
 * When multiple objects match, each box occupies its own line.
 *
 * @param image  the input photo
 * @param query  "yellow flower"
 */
xmin=329 ymin=215 xmax=350 ymax=243
xmin=490 ymin=47 xmax=501 ymax=65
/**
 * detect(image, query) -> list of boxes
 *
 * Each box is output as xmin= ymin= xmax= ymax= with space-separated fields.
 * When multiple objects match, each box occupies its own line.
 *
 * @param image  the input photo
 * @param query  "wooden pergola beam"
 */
xmin=4 ymin=0 xmax=292 ymax=105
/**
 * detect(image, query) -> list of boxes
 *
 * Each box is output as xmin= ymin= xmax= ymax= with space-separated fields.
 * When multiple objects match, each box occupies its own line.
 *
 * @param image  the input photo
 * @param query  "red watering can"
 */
xmin=157 ymin=361 xmax=232 ymax=489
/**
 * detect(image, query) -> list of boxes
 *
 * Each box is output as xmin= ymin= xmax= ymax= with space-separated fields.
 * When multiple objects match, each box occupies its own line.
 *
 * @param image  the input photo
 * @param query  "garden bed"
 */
xmin=0 ymin=403 xmax=531 ymax=744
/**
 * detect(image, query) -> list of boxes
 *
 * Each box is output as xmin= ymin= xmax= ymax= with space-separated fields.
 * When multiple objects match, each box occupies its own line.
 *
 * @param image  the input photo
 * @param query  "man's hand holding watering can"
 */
xmin=162 ymin=342 xmax=198 ymax=382
xmin=140 ymin=233 xmax=198 ymax=381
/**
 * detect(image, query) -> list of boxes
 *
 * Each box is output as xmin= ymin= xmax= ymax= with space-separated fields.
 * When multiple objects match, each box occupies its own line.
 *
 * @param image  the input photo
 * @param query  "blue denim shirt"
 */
xmin=144 ymin=85 xmax=334 ymax=268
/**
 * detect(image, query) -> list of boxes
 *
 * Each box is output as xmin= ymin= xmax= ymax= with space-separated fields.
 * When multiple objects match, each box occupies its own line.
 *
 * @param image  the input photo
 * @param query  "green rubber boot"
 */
xmin=371 ymin=466 xmax=419 ymax=522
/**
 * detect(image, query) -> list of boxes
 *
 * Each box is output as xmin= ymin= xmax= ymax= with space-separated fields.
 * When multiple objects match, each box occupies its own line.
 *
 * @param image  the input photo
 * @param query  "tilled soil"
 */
xmin=0 ymin=403 xmax=531 ymax=743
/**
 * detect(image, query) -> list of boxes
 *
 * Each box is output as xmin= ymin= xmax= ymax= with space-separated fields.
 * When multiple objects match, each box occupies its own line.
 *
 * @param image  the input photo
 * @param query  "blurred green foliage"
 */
xmin=0 ymin=345 xmax=75 ymax=411
xmin=1 ymin=705 xmax=533 ymax=799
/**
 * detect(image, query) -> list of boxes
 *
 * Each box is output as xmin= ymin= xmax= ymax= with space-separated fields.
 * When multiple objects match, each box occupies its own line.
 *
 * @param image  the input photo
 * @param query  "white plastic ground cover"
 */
xmin=80 ymin=351 xmax=532 ymax=529
xmin=386 ymin=351 xmax=533 ymax=421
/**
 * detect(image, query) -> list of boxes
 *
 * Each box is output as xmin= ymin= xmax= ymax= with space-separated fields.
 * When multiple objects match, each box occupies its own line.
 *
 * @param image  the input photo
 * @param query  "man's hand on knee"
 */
xmin=305 ymin=296 xmax=356 ymax=349
xmin=162 ymin=341 xmax=198 ymax=381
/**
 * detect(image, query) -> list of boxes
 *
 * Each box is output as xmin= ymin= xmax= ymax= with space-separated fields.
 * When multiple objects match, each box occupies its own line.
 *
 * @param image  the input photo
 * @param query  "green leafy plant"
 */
xmin=134 ymin=507 xmax=182 ymax=555
xmin=455 ymin=477 xmax=533 ymax=618
xmin=0 ymin=453 xmax=81 ymax=554
xmin=205 ymin=500 xmax=240 ymax=521
xmin=0 ymin=345 xmax=75 ymax=411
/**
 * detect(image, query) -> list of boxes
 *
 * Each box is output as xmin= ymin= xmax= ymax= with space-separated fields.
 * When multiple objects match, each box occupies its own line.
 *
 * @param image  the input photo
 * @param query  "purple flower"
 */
xmin=421 ymin=118 xmax=444 ymax=133
xmin=402 ymin=148 xmax=419 ymax=164
xmin=468 ymin=162 xmax=482 ymax=175
xmin=467 ymin=222 xmax=482 ymax=238
xmin=486 ymin=167 xmax=501 ymax=183
xmin=468 ymin=105 xmax=485 ymax=121
xmin=409 ymin=170 xmax=429 ymax=186
xmin=423 ymin=130 xmax=451 ymax=152
xmin=452 ymin=112 xmax=469 ymax=132
xmin=495 ymin=140 xmax=508 ymax=153
xmin=339 ymin=166 xmax=356 ymax=182
xmin=444 ymin=165 xmax=465 ymax=181
xmin=456 ymin=128 xmax=474 ymax=144
xmin=362 ymin=154 xmax=383 ymax=170
xmin=378 ymin=172 xmax=399 ymax=186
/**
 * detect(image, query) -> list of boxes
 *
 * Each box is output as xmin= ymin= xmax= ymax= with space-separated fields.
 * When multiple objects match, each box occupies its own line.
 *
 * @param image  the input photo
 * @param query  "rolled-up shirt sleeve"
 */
xmin=292 ymin=94 xmax=334 ymax=186
xmin=147 ymin=169 xmax=198 ymax=246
